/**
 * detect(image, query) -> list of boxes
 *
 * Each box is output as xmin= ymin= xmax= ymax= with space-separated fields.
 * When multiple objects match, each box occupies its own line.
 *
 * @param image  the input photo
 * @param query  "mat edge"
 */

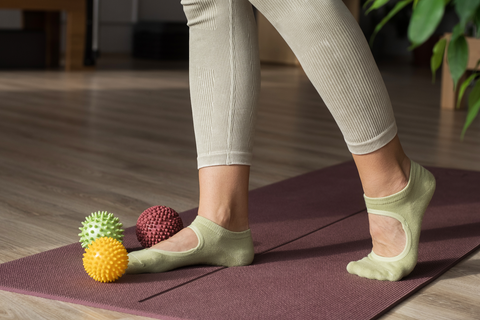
xmin=0 ymin=285 xmax=187 ymax=320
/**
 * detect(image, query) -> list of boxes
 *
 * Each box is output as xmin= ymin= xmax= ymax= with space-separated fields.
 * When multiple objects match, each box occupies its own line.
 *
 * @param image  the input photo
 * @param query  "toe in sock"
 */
xmin=126 ymin=216 xmax=254 ymax=274
xmin=347 ymin=160 xmax=436 ymax=281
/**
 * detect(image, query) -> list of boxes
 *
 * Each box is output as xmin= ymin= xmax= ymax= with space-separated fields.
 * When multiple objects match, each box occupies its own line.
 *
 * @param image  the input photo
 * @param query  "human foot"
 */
xmin=369 ymin=213 xmax=406 ymax=257
xmin=126 ymin=216 xmax=254 ymax=274
xmin=150 ymin=227 xmax=199 ymax=252
xmin=365 ymin=155 xmax=409 ymax=258
xmin=347 ymin=160 xmax=436 ymax=281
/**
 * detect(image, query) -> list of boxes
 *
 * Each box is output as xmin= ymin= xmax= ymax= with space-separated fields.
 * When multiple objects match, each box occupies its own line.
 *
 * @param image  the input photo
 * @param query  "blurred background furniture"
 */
xmin=132 ymin=21 xmax=188 ymax=60
xmin=441 ymin=32 xmax=480 ymax=110
xmin=0 ymin=0 xmax=90 ymax=70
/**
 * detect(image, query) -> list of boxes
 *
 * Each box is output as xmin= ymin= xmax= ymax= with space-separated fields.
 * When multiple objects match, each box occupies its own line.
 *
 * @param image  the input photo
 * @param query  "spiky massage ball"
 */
xmin=83 ymin=237 xmax=129 ymax=283
xmin=79 ymin=211 xmax=124 ymax=248
xmin=136 ymin=205 xmax=184 ymax=248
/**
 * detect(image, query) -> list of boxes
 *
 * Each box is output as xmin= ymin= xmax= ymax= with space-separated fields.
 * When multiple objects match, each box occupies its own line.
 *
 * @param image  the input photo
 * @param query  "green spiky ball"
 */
xmin=78 ymin=211 xmax=124 ymax=248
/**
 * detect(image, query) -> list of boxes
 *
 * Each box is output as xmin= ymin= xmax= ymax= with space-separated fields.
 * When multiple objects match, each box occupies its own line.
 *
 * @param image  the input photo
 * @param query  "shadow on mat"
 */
xmin=428 ymin=168 xmax=480 ymax=208
xmin=405 ymin=258 xmax=457 ymax=281
xmin=252 ymin=222 xmax=480 ymax=266
xmin=252 ymin=238 xmax=372 ymax=265
xmin=421 ymin=222 xmax=480 ymax=243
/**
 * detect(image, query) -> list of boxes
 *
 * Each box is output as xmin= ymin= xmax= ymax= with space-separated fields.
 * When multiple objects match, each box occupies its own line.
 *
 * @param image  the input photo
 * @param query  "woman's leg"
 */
xmin=352 ymin=135 xmax=410 ymax=258
xmin=184 ymin=0 xmax=260 ymax=168
xmin=249 ymin=0 xmax=435 ymax=280
xmin=153 ymin=0 xmax=260 ymax=250
xmin=197 ymin=165 xmax=250 ymax=232
xmin=126 ymin=0 xmax=259 ymax=273
xmin=151 ymin=165 xmax=250 ymax=253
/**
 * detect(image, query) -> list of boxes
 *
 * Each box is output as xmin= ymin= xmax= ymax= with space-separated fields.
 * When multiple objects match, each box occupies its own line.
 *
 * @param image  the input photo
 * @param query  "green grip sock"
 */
xmin=347 ymin=160 xmax=436 ymax=281
xmin=126 ymin=216 xmax=254 ymax=274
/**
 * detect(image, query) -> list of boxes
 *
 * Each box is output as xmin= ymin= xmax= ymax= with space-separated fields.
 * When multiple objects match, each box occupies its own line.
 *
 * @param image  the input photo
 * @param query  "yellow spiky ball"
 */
xmin=82 ymin=237 xmax=129 ymax=283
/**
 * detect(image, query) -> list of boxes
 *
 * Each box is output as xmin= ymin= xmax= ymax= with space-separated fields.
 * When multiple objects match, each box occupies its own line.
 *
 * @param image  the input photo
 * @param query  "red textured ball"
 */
xmin=136 ymin=206 xmax=184 ymax=248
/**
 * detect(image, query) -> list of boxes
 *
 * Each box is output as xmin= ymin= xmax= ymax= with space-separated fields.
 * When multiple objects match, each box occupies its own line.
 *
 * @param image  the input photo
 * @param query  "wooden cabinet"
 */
xmin=0 ymin=0 xmax=89 ymax=71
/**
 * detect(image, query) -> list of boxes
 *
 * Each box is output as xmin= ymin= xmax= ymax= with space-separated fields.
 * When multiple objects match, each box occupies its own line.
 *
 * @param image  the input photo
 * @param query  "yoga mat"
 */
xmin=1 ymin=162 xmax=479 ymax=320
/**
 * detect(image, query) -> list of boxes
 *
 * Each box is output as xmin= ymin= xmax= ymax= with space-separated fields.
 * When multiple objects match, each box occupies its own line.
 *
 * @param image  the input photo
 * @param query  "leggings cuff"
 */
xmin=346 ymin=122 xmax=398 ymax=155
xmin=197 ymin=152 xmax=252 ymax=169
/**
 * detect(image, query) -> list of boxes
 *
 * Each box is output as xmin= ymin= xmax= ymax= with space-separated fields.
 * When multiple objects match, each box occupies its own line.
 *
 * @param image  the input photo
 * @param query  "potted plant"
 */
xmin=365 ymin=0 xmax=480 ymax=139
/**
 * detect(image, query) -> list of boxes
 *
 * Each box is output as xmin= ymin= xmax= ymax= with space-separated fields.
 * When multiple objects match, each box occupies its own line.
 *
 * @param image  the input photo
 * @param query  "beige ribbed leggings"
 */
xmin=181 ymin=0 xmax=397 ymax=169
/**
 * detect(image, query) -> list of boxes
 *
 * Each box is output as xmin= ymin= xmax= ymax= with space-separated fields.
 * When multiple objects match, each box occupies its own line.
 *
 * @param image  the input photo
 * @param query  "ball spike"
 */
xmin=82 ymin=238 xmax=128 ymax=283
xmin=136 ymin=206 xmax=183 ymax=248
xmin=79 ymin=211 xmax=124 ymax=248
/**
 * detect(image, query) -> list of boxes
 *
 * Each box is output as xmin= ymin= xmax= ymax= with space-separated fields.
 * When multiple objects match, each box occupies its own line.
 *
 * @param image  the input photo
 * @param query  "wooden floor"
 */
xmin=0 ymin=55 xmax=479 ymax=319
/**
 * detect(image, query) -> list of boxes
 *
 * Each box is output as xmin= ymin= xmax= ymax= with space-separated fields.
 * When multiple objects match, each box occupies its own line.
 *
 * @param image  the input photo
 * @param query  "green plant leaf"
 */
xmin=457 ymin=61 xmax=480 ymax=105
xmin=447 ymin=31 xmax=469 ymax=91
xmin=454 ymin=0 xmax=480 ymax=29
xmin=475 ymin=4 xmax=480 ymax=37
xmin=461 ymin=79 xmax=480 ymax=139
xmin=431 ymin=38 xmax=447 ymax=83
xmin=450 ymin=23 xmax=465 ymax=41
xmin=413 ymin=0 xmax=419 ymax=9
xmin=407 ymin=0 xmax=445 ymax=50
xmin=468 ymin=72 xmax=480 ymax=104
xmin=363 ymin=0 xmax=377 ymax=11
xmin=456 ymin=74 xmax=477 ymax=109
xmin=365 ymin=0 xmax=391 ymax=15
xmin=369 ymin=0 xmax=413 ymax=48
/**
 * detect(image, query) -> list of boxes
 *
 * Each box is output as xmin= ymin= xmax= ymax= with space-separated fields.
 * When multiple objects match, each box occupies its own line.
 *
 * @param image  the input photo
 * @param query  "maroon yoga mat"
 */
xmin=0 ymin=162 xmax=479 ymax=320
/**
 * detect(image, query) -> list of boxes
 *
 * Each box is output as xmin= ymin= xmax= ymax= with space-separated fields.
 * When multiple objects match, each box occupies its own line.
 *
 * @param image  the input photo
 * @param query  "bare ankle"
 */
xmin=198 ymin=165 xmax=250 ymax=232
xmin=364 ymin=173 xmax=408 ymax=198
xmin=352 ymin=135 xmax=412 ymax=198
xmin=198 ymin=208 xmax=249 ymax=232
xmin=363 ymin=156 xmax=410 ymax=198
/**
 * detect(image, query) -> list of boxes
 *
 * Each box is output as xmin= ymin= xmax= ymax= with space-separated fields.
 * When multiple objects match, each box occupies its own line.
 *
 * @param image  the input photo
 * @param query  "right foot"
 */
xmin=127 ymin=216 xmax=254 ymax=274
xmin=150 ymin=227 xmax=198 ymax=252
xmin=148 ymin=212 xmax=249 ymax=252
xmin=364 ymin=155 xmax=410 ymax=258
xmin=369 ymin=213 xmax=406 ymax=257
xmin=347 ymin=161 xmax=436 ymax=281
